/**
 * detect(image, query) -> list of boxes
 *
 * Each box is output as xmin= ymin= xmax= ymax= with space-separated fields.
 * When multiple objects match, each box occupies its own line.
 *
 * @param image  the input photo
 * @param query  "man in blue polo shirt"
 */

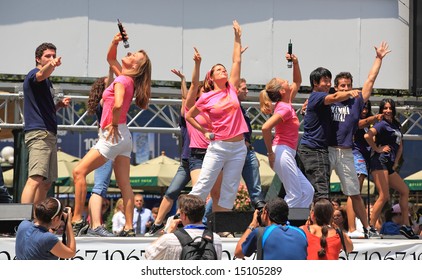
xmin=235 ymin=197 xmax=307 ymax=260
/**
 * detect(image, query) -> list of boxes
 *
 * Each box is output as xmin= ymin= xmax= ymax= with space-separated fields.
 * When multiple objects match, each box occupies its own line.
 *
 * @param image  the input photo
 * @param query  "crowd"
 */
xmin=7 ymin=20 xmax=422 ymax=260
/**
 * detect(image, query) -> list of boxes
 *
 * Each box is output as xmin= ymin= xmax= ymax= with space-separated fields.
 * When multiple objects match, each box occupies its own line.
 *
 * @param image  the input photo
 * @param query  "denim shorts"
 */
xmin=370 ymin=152 xmax=394 ymax=175
xmin=189 ymin=148 xmax=207 ymax=171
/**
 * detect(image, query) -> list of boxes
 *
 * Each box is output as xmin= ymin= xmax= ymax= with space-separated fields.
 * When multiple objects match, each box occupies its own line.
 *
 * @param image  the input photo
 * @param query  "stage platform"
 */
xmin=1 ymin=236 xmax=421 ymax=260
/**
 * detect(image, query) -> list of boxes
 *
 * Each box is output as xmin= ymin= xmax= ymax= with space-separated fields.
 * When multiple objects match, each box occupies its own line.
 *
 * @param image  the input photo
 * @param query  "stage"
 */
xmin=2 ymin=236 xmax=422 ymax=260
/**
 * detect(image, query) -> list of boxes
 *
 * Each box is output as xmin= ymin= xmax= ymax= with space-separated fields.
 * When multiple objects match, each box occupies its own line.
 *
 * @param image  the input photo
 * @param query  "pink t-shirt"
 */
xmin=100 ymin=75 xmax=134 ymax=129
xmin=185 ymin=106 xmax=211 ymax=149
xmin=272 ymin=101 xmax=300 ymax=150
xmin=195 ymin=84 xmax=248 ymax=141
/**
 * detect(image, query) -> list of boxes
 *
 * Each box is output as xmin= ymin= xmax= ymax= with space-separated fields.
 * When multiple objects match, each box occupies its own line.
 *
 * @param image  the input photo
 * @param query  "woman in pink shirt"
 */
xmin=72 ymin=30 xmax=152 ymax=237
xmin=260 ymin=53 xmax=314 ymax=208
xmin=186 ymin=20 xmax=248 ymax=212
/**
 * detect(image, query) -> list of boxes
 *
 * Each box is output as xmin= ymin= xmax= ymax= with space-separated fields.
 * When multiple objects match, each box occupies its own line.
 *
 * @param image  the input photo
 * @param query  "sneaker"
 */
xmin=119 ymin=228 xmax=136 ymax=237
xmin=72 ymin=220 xmax=89 ymax=237
xmin=87 ymin=225 xmax=115 ymax=237
xmin=144 ymin=223 xmax=164 ymax=237
xmin=364 ymin=226 xmax=381 ymax=238
xmin=399 ymin=225 xmax=419 ymax=239
xmin=347 ymin=230 xmax=365 ymax=239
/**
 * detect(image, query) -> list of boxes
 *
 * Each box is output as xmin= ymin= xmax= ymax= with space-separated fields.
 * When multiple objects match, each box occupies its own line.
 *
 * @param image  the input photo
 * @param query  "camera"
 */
xmin=61 ymin=207 xmax=69 ymax=221
xmin=254 ymin=200 xmax=266 ymax=226
xmin=173 ymin=213 xmax=184 ymax=228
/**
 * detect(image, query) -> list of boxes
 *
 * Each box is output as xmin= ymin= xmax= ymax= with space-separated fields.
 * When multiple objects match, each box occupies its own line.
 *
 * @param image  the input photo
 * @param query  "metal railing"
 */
xmin=0 ymin=92 xmax=421 ymax=140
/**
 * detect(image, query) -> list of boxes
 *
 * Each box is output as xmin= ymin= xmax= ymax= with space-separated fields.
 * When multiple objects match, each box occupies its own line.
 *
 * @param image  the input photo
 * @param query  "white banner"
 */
xmin=2 ymin=236 xmax=422 ymax=260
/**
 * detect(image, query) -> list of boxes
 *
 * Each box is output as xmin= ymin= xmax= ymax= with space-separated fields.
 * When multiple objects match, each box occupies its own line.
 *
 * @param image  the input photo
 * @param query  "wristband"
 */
xmin=247 ymin=226 xmax=255 ymax=231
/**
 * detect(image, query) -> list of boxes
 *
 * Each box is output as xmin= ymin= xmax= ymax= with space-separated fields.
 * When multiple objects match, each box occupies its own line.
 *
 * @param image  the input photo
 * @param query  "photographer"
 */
xmin=15 ymin=197 xmax=76 ymax=260
xmin=235 ymin=197 xmax=308 ymax=260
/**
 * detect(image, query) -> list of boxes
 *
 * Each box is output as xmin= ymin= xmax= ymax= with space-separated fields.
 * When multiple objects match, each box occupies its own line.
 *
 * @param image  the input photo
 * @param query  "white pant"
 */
xmin=273 ymin=144 xmax=314 ymax=208
xmin=190 ymin=140 xmax=247 ymax=209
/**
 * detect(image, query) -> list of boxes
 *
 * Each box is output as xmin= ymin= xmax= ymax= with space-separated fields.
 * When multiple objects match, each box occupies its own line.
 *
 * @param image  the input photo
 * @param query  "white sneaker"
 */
xmin=348 ymin=230 xmax=365 ymax=239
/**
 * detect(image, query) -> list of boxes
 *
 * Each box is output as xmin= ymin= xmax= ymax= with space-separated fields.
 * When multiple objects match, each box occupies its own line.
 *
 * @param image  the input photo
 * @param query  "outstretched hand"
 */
xmin=375 ymin=41 xmax=391 ymax=59
xmin=193 ymin=47 xmax=201 ymax=63
xmin=171 ymin=69 xmax=185 ymax=80
xmin=233 ymin=20 xmax=242 ymax=38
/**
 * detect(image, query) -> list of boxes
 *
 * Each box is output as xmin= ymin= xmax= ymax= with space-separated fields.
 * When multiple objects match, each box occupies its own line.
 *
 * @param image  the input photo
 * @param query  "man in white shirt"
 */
xmin=145 ymin=194 xmax=222 ymax=260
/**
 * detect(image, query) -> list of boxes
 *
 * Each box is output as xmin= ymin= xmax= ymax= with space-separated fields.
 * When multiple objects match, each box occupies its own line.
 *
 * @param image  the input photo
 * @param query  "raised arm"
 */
xmin=361 ymin=41 xmax=391 ymax=102
xmin=107 ymin=31 xmax=127 ymax=76
xmin=229 ymin=20 xmax=242 ymax=88
xmin=185 ymin=47 xmax=202 ymax=111
xmin=287 ymin=53 xmax=302 ymax=102
xmin=324 ymin=89 xmax=360 ymax=105
xmin=170 ymin=69 xmax=187 ymax=116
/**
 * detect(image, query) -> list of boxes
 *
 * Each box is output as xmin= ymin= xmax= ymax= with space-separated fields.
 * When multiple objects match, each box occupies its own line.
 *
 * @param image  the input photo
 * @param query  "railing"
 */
xmin=0 ymin=92 xmax=421 ymax=140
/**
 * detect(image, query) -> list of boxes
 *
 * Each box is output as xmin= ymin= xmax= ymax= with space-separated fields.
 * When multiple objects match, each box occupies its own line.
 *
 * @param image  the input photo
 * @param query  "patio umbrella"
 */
xmin=404 ymin=170 xmax=422 ymax=191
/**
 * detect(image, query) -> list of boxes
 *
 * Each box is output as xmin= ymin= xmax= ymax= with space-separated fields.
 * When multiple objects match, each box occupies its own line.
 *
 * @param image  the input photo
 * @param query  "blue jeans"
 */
xmin=297 ymin=144 xmax=330 ymax=200
xmin=91 ymin=160 xmax=113 ymax=197
xmin=242 ymin=149 xmax=264 ymax=205
xmin=165 ymin=159 xmax=191 ymax=201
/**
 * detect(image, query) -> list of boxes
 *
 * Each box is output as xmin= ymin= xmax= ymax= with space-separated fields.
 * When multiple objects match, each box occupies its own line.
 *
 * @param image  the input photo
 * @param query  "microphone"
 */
xmin=117 ymin=19 xmax=130 ymax=48
xmin=287 ymin=39 xmax=293 ymax=68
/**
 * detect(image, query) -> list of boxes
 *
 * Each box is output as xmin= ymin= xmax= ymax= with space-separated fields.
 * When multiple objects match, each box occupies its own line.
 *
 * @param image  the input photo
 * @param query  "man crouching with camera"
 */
xmin=15 ymin=197 xmax=76 ymax=260
xmin=235 ymin=197 xmax=308 ymax=260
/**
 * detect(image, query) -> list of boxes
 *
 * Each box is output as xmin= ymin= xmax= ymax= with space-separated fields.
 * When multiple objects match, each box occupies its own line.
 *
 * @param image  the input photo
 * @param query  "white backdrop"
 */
xmin=0 ymin=0 xmax=410 ymax=89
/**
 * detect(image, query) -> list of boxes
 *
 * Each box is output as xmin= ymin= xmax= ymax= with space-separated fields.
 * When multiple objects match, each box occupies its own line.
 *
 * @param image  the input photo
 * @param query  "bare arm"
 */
xmin=104 ymin=82 xmax=124 ymax=143
xmin=324 ymin=90 xmax=359 ymax=105
xmin=343 ymin=231 xmax=354 ymax=253
xmin=364 ymin=127 xmax=391 ymax=154
xmin=186 ymin=105 xmax=213 ymax=140
xmin=287 ymin=53 xmax=302 ymax=101
xmin=170 ymin=69 xmax=187 ymax=116
xmin=358 ymin=114 xmax=383 ymax=129
xmin=234 ymin=210 xmax=260 ymax=259
xmin=185 ymin=47 xmax=202 ymax=111
xmin=262 ymin=114 xmax=283 ymax=169
xmin=107 ymin=32 xmax=126 ymax=76
xmin=229 ymin=20 xmax=242 ymax=88
xmin=50 ymin=209 xmax=76 ymax=259
xmin=36 ymin=57 xmax=61 ymax=82
xmin=361 ymin=41 xmax=391 ymax=102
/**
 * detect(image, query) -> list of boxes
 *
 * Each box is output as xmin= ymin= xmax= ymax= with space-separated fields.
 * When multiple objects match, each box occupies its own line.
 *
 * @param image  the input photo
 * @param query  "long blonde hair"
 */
xmin=125 ymin=50 xmax=152 ymax=109
xmin=259 ymin=78 xmax=283 ymax=114
xmin=114 ymin=198 xmax=124 ymax=214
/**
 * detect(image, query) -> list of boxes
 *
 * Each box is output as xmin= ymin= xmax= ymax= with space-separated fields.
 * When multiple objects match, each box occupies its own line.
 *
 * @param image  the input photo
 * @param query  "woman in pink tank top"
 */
xmin=186 ymin=20 xmax=248 ymax=212
xmin=72 ymin=29 xmax=152 ymax=237
xmin=260 ymin=53 xmax=314 ymax=208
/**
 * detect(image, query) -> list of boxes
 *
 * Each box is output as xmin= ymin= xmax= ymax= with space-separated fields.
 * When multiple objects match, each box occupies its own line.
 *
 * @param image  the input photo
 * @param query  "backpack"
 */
xmin=174 ymin=228 xmax=218 ymax=260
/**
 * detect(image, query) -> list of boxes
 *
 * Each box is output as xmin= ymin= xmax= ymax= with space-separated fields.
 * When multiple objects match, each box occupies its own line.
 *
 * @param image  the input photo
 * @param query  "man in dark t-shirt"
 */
xmin=21 ymin=42 xmax=70 ymax=204
xmin=297 ymin=67 xmax=358 ymax=201
xmin=329 ymin=41 xmax=391 ymax=238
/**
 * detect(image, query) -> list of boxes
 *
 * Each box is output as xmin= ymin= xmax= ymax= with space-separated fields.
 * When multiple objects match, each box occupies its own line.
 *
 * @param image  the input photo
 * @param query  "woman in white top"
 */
xmin=112 ymin=198 xmax=126 ymax=235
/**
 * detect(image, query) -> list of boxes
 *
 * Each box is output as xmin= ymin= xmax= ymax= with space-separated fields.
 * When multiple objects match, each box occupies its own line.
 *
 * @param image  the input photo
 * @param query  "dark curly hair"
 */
xmin=87 ymin=77 xmax=107 ymax=115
